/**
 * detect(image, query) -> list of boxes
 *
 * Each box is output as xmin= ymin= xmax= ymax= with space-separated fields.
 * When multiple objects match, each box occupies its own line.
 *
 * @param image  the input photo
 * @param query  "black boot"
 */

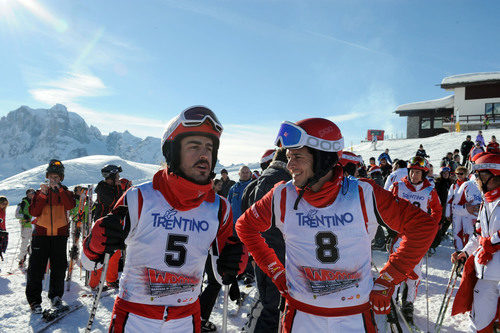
xmin=401 ymin=301 xmax=414 ymax=325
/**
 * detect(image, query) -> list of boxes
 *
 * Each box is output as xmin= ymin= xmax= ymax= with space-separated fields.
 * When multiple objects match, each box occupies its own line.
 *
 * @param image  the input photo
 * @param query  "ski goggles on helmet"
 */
xmin=440 ymin=166 xmax=451 ymax=173
xmin=180 ymin=106 xmax=223 ymax=133
xmin=274 ymin=121 xmax=344 ymax=152
xmin=408 ymin=156 xmax=428 ymax=168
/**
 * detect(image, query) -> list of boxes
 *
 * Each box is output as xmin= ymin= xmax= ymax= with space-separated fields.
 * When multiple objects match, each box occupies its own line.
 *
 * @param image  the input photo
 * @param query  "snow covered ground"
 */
xmin=0 ymin=128 xmax=496 ymax=332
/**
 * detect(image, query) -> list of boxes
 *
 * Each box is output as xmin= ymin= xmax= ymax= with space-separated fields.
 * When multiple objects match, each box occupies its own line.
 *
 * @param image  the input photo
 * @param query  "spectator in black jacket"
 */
xmin=430 ymin=166 xmax=454 ymax=251
xmin=218 ymin=169 xmax=235 ymax=198
xmin=242 ymin=148 xmax=291 ymax=333
xmin=88 ymin=164 xmax=124 ymax=290
xmin=416 ymin=144 xmax=429 ymax=158
xmin=460 ymin=135 xmax=474 ymax=165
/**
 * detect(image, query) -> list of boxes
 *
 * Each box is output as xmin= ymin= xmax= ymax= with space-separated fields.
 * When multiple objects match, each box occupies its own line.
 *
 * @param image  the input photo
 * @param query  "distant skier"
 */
xmin=446 ymin=166 xmax=482 ymax=250
xmin=0 ymin=196 xmax=9 ymax=270
xmin=388 ymin=156 xmax=441 ymax=325
xmin=371 ymin=134 xmax=378 ymax=150
xmin=15 ymin=188 xmax=35 ymax=268
xmin=416 ymin=144 xmax=429 ymax=158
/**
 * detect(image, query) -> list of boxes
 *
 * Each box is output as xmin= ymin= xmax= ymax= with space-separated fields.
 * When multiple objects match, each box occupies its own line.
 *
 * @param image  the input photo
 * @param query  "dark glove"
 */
xmin=217 ymin=236 xmax=243 ymax=285
xmin=84 ymin=206 xmax=128 ymax=262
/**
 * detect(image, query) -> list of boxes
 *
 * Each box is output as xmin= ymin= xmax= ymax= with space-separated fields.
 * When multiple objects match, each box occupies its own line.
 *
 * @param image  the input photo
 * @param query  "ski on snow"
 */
xmin=34 ymin=288 xmax=116 ymax=332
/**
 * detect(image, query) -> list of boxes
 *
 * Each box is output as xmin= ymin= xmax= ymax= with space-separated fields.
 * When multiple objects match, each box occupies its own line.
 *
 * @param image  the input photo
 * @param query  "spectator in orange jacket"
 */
xmin=26 ymin=159 xmax=75 ymax=313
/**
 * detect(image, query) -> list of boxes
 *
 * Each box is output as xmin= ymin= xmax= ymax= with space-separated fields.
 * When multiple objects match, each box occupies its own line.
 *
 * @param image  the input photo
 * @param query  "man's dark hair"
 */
xmin=396 ymin=159 xmax=407 ymax=169
xmin=221 ymin=169 xmax=228 ymax=175
xmin=273 ymin=147 xmax=288 ymax=164
xmin=343 ymin=163 xmax=357 ymax=176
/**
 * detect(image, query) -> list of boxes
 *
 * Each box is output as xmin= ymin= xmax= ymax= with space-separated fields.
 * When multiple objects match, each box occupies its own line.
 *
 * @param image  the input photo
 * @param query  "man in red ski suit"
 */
xmin=388 ymin=156 xmax=442 ymax=325
xmin=82 ymin=106 xmax=245 ymax=332
xmin=236 ymin=118 xmax=437 ymax=332
xmin=452 ymin=151 xmax=500 ymax=332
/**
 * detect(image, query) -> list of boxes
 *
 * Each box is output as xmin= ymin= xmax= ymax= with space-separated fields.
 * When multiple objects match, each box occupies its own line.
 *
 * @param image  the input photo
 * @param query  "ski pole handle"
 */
xmin=85 ymin=252 xmax=110 ymax=333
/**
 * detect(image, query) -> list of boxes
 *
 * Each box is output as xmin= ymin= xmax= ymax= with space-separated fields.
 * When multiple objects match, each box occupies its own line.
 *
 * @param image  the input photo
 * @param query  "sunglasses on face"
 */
xmin=455 ymin=172 xmax=464 ymax=175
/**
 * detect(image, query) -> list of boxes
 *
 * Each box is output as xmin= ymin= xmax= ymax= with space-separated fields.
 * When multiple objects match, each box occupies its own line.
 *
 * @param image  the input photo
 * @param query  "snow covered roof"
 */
xmin=395 ymin=95 xmax=454 ymax=112
xmin=441 ymin=72 xmax=500 ymax=88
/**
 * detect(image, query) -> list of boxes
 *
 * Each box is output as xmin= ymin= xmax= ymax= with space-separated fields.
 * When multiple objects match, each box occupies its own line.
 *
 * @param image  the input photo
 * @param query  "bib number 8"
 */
xmin=315 ymin=231 xmax=339 ymax=263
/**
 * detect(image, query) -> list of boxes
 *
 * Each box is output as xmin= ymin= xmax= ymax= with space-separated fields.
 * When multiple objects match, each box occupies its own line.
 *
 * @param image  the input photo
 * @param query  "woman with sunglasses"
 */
xmin=446 ymin=166 xmax=482 ymax=251
xmin=452 ymin=152 xmax=500 ymax=332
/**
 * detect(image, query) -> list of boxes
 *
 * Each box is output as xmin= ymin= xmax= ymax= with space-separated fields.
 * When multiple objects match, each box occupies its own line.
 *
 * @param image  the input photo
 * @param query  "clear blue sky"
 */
xmin=0 ymin=0 xmax=498 ymax=165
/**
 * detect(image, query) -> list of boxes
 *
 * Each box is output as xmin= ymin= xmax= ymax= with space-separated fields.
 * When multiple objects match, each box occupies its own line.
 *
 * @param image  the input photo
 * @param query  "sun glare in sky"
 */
xmin=0 ymin=0 xmax=68 ymax=33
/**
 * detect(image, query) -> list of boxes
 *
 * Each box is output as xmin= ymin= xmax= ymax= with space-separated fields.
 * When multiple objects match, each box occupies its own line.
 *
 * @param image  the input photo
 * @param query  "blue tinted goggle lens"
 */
xmin=275 ymin=123 xmax=303 ymax=147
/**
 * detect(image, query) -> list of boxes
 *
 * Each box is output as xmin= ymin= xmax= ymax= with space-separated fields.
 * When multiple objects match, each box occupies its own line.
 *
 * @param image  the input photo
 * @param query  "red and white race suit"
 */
xmin=446 ymin=179 xmax=482 ymax=249
xmin=456 ymin=188 xmax=500 ymax=331
xmin=389 ymin=177 xmax=442 ymax=302
xmin=82 ymin=169 xmax=234 ymax=332
xmin=236 ymin=167 xmax=437 ymax=332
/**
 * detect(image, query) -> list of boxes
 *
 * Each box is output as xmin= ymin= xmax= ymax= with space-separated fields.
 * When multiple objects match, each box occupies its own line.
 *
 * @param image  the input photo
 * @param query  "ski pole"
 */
xmin=435 ymin=261 xmax=463 ymax=332
xmin=222 ymin=283 xmax=229 ymax=333
xmin=85 ymin=253 xmax=110 ymax=333
xmin=277 ymin=296 xmax=286 ymax=333
xmin=425 ymin=253 xmax=429 ymax=333
xmin=435 ymin=261 xmax=458 ymax=328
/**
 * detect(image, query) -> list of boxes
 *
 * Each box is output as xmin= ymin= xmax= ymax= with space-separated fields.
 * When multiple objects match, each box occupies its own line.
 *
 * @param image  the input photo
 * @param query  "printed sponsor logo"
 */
xmin=297 ymin=209 xmax=354 ymax=228
xmin=146 ymin=268 xmax=199 ymax=297
xmin=301 ymin=266 xmax=361 ymax=296
xmin=152 ymin=208 xmax=209 ymax=233
xmin=177 ymin=297 xmax=194 ymax=303
xmin=401 ymin=192 xmax=425 ymax=202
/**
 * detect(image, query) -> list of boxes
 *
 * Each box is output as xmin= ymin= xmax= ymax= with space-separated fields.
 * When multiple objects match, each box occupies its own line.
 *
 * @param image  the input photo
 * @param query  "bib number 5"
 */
xmin=165 ymin=234 xmax=188 ymax=267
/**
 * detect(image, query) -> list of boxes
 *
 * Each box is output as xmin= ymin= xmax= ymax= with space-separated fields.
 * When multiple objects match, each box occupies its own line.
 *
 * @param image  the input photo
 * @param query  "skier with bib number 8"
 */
xmin=236 ymin=118 xmax=437 ymax=332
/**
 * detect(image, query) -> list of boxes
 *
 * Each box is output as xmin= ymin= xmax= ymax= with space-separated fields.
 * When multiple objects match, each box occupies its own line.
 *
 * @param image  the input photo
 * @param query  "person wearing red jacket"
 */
xmin=26 ymin=160 xmax=76 ymax=313
xmin=236 ymin=118 xmax=437 ymax=332
xmin=388 ymin=156 xmax=442 ymax=325
xmin=81 ymin=106 xmax=245 ymax=332
xmin=452 ymin=152 xmax=500 ymax=332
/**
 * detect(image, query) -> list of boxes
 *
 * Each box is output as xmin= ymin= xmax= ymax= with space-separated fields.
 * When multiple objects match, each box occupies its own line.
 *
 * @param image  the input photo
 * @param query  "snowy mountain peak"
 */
xmin=0 ymin=104 xmax=163 ymax=180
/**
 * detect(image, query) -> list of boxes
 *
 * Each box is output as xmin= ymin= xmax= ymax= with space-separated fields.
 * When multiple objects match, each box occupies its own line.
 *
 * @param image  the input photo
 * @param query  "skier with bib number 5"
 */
xmin=81 ymin=106 xmax=245 ymax=332
xmin=236 ymin=118 xmax=437 ymax=332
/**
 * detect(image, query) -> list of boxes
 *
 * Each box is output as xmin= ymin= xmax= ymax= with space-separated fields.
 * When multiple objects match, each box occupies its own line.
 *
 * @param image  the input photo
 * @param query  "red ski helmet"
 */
xmin=260 ymin=149 xmax=276 ymax=164
xmin=407 ymin=156 xmax=430 ymax=172
xmin=368 ymin=165 xmax=382 ymax=175
xmin=161 ymin=106 xmax=223 ymax=180
xmin=339 ymin=151 xmax=363 ymax=167
xmin=275 ymin=118 xmax=343 ymax=189
xmin=472 ymin=152 xmax=500 ymax=176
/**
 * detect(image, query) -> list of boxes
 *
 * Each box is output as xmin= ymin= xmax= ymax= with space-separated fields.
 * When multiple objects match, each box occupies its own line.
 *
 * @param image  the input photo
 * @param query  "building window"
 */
xmin=434 ymin=117 xmax=443 ymax=128
xmin=421 ymin=117 xmax=431 ymax=129
xmin=485 ymin=103 xmax=500 ymax=115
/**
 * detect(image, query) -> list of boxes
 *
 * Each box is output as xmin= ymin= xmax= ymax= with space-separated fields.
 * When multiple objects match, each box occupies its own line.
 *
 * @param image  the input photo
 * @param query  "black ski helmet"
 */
xmin=101 ymin=164 xmax=122 ymax=179
xmin=161 ymin=106 xmax=223 ymax=181
xmin=46 ymin=159 xmax=65 ymax=181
